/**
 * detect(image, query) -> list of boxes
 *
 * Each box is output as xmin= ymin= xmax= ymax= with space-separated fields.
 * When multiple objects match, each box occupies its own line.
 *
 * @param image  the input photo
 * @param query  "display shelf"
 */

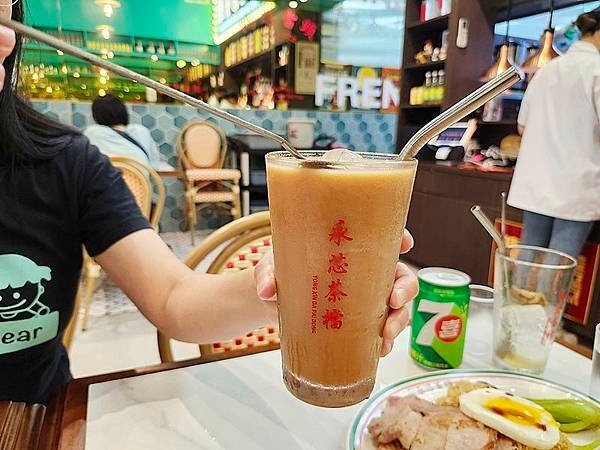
xmin=399 ymin=103 xmax=442 ymax=109
xmin=404 ymin=60 xmax=446 ymax=71
xmin=406 ymin=14 xmax=450 ymax=32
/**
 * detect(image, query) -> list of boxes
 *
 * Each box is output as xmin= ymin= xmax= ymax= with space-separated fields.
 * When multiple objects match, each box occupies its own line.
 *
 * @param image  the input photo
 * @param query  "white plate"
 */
xmin=347 ymin=370 xmax=600 ymax=450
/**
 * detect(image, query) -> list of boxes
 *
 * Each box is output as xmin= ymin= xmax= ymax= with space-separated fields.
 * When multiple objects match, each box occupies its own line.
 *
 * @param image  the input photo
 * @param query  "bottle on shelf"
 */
xmin=440 ymin=0 xmax=452 ymax=15
xmin=135 ymin=40 xmax=144 ymax=53
xmin=437 ymin=70 xmax=446 ymax=103
xmin=424 ymin=0 xmax=441 ymax=21
xmin=431 ymin=70 xmax=439 ymax=103
xmin=423 ymin=71 xmax=432 ymax=103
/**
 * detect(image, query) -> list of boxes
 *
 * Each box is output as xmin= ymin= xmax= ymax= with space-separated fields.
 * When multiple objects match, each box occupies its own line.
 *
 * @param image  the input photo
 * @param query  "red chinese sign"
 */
xmin=322 ymin=309 xmax=344 ymax=330
xmin=328 ymin=253 xmax=348 ymax=274
xmin=320 ymin=218 xmax=353 ymax=331
xmin=282 ymin=9 xmax=299 ymax=30
xmin=299 ymin=19 xmax=318 ymax=40
xmin=325 ymin=279 xmax=348 ymax=303
xmin=329 ymin=219 xmax=353 ymax=246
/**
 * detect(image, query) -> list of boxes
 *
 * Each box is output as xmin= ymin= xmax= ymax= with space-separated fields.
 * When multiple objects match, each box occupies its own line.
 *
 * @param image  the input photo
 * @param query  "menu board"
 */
xmin=295 ymin=42 xmax=319 ymax=95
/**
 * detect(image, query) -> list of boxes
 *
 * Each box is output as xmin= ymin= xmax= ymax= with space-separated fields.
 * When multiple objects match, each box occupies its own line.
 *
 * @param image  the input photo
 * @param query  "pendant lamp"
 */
xmin=521 ymin=0 xmax=560 ymax=73
xmin=482 ymin=0 xmax=515 ymax=81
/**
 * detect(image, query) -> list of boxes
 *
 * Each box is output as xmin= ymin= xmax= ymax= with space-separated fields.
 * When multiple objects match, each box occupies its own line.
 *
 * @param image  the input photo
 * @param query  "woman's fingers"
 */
xmin=400 ymin=229 xmax=414 ymax=255
xmin=0 ymin=26 xmax=15 ymax=92
xmin=389 ymin=262 xmax=418 ymax=310
xmin=381 ymin=307 xmax=410 ymax=356
xmin=254 ymin=251 xmax=277 ymax=300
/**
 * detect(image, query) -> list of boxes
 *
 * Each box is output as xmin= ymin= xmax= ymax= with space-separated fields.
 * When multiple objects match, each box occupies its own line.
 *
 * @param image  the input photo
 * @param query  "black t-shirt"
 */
xmin=0 ymin=134 xmax=150 ymax=404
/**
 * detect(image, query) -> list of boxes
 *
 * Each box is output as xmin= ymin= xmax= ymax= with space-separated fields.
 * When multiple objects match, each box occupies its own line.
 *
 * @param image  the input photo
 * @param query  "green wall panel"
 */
xmin=25 ymin=0 xmax=213 ymax=44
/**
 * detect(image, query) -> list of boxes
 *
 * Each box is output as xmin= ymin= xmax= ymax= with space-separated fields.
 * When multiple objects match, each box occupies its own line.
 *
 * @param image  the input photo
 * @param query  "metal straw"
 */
xmin=471 ymin=205 xmax=506 ymax=254
xmin=399 ymin=67 xmax=522 ymax=160
xmin=0 ymin=18 xmax=306 ymax=160
xmin=501 ymin=191 xmax=508 ymax=247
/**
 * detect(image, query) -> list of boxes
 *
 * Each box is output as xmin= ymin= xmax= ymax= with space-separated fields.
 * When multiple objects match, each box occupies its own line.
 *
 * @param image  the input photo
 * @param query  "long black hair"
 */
xmin=0 ymin=0 xmax=79 ymax=164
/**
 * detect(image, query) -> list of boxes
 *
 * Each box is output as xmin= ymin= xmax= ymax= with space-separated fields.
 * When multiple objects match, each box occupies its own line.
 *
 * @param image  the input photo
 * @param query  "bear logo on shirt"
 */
xmin=0 ymin=254 xmax=51 ymax=320
xmin=0 ymin=254 xmax=59 ymax=354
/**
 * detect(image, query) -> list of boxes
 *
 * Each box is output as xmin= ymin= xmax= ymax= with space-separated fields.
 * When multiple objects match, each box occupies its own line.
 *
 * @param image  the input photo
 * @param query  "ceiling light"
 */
xmin=98 ymin=89 xmax=107 ymax=97
xmin=99 ymin=68 xmax=108 ymax=77
xmin=191 ymin=59 xmax=200 ymax=67
xmin=95 ymin=0 xmax=121 ymax=18
xmin=176 ymin=59 xmax=187 ymax=69
xmin=151 ymin=55 xmax=159 ymax=62
xmin=107 ymin=51 xmax=115 ymax=59
xmin=159 ymin=78 xmax=167 ymax=84
xmin=96 ymin=25 xmax=114 ymax=40
xmin=73 ymin=72 xmax=80 ymax=78
xmin=57 ymin=50 xmax=64 ymax=56
xmin=289 ymin=0 xmax=298 ymax=8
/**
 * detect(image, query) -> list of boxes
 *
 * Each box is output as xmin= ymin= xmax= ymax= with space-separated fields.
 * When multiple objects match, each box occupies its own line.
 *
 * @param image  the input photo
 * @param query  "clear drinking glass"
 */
xmin=464 ymin=284 xmax=494 ymax=359
xmin=492 ymin=245 xmax=577 ymax=375
xmin=590 ymin=324 xmax=600 ymax=400
xmin=266 ymin=151 xmax=417 ymax=407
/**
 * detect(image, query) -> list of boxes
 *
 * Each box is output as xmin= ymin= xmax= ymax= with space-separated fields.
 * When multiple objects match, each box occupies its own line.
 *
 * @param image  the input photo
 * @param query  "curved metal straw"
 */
xmin=0 ymin=18 xmax=306 ymax=160
xmin=399 ymin=67 xmax=521 ymax=160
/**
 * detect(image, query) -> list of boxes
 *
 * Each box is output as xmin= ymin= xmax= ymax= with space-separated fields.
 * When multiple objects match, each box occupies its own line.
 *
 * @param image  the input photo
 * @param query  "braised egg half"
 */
xmin=459 ymin=388 xmax=560 ymax=450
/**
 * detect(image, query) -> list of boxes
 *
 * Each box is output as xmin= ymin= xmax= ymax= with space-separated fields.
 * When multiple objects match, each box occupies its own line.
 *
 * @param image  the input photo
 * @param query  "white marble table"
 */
xmin=84 ymin=330 xmax=592 ymax=450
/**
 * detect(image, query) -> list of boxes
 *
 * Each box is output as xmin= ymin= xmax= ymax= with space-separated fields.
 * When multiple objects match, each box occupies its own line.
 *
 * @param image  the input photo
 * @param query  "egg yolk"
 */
xmin=484 ymin=397 xmax=556 ymax=431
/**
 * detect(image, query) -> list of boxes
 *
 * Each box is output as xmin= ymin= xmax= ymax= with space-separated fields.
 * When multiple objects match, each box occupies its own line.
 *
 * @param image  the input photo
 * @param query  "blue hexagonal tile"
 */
xmin=141 ymin=115 xmax=156 ymax=128
xmin=165 ymin=196 xmax=176 ymax=208
xmin=314 ymin=120 xmax=323 ymax=132
xmin=159 ymin=143 xmax=172 ymax=156
xmin=341 ymin=133 xmax=351 ymax=143
xmin=168 ymin=155 xmax=177 ymax=166
xmin=368 ymin=144 xmax=377 ymax=152
xmin=359 ymin=122 xmax=368 ymax=132
xmin=336 ymin=122 xmax=345 ymax=132
xmin=363 ymin=133 xmax=373 ymax=144
xmin=385 ymin=133 xmax=393 ymax=143
xmin=151 ymin=129 xmax=164 ymax=142
xmin=72 ymin=112 xmax=87 ymax=129
xmin=174 ymin=116 xmax=187 ymax=128
xmin=170 ymin=209 xmax=184 ymax=220
xmin=379 ymin=122 xmax=389 ymax=132
xmin=132 ymin=105 xmax=148 ymax=115
xmin=261 ymin=119 xmax=273 ymax=131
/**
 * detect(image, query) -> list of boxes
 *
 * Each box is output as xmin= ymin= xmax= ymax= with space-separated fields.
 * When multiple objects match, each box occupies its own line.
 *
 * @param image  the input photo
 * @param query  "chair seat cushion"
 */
xmin=186 ymin=168 xmax=241 ymax=181
xmin=194 ymin=191 xmax=237 ymax=203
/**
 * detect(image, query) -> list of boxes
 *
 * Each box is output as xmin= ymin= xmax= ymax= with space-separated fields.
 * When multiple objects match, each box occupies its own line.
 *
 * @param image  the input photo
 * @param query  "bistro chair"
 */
xmin=177 ymin=120 xmax=242 ymax=245
xmin=79 ymin=156 xmax=166 ymax=332
xmin=157 ymin=211 xmax=280 ymax=363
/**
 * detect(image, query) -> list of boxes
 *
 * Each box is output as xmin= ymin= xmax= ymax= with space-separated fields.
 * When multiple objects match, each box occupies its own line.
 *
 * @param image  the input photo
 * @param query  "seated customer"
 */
xmin=84 ymin=94 xmax=160 ymax=168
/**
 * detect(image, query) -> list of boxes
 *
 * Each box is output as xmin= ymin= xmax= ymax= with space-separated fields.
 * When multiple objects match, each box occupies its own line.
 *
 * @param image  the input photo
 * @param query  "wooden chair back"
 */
xmin=157 ymin=211 xmax=279 ymax=363
xmin=110 ymin=156 xmax=166 ymax=229
xmin=177 ymin=120 xmax=227 ymax=171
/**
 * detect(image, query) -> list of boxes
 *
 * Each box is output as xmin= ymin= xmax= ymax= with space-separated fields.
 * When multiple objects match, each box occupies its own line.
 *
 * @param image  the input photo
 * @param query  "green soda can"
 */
xmin=410 ymin=267 xmax=471 ymax=370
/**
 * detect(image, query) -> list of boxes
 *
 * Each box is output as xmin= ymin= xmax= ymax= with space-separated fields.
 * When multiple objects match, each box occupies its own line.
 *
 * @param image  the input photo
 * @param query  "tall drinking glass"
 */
xmin=266 ymin=151 xmax=417 ymax=407
xmin=493 ymin=245 xmax=577 ymax=374
xmin=590 ymin=324 xmax=600 ymax=400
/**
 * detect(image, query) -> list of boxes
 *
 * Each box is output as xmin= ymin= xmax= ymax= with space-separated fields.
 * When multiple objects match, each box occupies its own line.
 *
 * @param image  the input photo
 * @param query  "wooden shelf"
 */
xmin=400 ymin=103 xmax=442 ymax=109
xmin=404 ymin=60 xmax=446 ymax=71
xmin=477 ymin=119 xmax=517 ymax=126
xmin=406 ymin=14 xmax=450 ymax=32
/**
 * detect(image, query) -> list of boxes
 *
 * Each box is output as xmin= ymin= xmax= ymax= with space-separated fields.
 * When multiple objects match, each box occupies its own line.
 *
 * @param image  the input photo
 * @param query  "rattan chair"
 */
xmin=157 ymin=211 xmax=280 ymax=363
xmin=177 ymin=120 xmax=242 ymax=245
xmin=79 ymin=156 xmax=166 ymax=332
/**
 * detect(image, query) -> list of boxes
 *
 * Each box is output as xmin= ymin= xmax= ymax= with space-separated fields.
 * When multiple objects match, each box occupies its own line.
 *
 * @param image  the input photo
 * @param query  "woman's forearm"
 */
xmin=161 ymin=268 xmax=275 ymax=343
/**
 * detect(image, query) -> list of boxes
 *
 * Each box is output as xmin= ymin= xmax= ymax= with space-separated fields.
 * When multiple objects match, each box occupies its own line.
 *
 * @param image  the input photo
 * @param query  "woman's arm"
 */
xmin=95 ymin=228 xmax=418 ymax=353
xmin=0 ymin=24 xmax=16 ymax=90
xmin=95 ymin=229 xmax=273 ymax=343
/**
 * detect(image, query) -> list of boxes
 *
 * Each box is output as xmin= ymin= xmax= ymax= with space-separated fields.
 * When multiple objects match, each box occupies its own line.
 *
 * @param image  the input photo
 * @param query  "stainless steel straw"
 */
xmin=501 ymin=191 xmax=508 ymax=247
xmin=471 ymin=205 xmax=506 ymax=254
xmin=0 ymin=18 xmax=306 ymax=160
xmin=399 ymin=67 xmax=521 ymax=160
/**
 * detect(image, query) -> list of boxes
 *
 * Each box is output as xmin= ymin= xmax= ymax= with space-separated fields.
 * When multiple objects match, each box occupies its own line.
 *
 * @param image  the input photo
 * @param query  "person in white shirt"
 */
xmin=84 ymin=94 xmax=160 ymax=168
xmin=507 ymin=9 xmax=600 ymax=259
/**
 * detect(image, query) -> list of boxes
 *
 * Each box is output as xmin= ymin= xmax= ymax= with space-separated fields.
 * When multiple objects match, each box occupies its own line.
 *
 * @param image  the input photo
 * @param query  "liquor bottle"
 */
xmin=437 ymin=70 xmax=446 ymax=102
xmin=431 ymin=71 xmax=439 ymax=103
xmin=423 ymin=71 xmax=432 ymax=103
